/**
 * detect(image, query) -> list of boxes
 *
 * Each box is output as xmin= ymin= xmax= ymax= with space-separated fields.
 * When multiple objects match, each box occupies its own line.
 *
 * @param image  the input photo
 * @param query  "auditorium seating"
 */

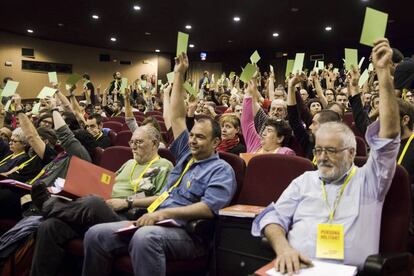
xmin=103 ymin=121 xmax=123 ymax=133
xmin=115 ymin=130 xmax=133 ymax=147
xmin=355 ymin=136 xmax=368 ymax=156
xmin=107 ymin=116 xmax=126 ymax=124
xmin=218 ymin=152 xmax=246 ymax=205
xmin=99 ymin=146 xmax=133 ymax=172
xmin=145 ymin=110 xmax=163 ymax=116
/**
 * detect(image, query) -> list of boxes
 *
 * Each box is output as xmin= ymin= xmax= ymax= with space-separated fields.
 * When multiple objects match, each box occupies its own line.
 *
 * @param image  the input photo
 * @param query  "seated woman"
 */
xmin=242 ymin=80 xmax=295 ymax=155
xmin=307 ymin=98 xmax=323 ymax=117
xmin=216 ymin=114 xmax=246 ymax=155
xmin=0 ymin=128 xmax=30 ymax=175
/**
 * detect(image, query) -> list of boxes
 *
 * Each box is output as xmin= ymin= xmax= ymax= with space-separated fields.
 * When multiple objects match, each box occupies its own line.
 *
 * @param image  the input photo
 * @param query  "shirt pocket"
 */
xmin=176 ymin=179 xmax=205 ymax=204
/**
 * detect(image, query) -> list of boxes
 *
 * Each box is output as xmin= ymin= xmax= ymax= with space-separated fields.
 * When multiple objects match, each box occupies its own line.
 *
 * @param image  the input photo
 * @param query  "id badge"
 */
xmin=316 ymin=223 xmax=344 ymax=260
xmin=147 ymin=191 xmax=169 ymax=213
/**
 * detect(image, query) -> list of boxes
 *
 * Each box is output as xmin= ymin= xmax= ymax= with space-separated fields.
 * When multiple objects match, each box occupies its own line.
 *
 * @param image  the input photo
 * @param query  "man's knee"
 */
xmin=80 ymin=195 xmax=106 ymax=209
xmin=130 ymin=226 xmax=163 ymax=251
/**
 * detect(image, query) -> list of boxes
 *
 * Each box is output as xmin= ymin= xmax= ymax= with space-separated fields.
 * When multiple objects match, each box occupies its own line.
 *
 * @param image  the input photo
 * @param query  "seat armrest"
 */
xmin=362 ymin=252 xmax=412 ymax=276
xmin=185 ymin=219 xmax=215 ymax=240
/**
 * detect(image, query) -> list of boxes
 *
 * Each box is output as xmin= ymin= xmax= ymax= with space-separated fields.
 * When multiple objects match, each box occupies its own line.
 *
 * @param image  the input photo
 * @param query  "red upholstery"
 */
xmin=121 ymin=123 xmax=131 ymax=131
xmin=108 ymin=116 xmax=126 ymax=124
xmin=158 ymin=148 xmax=176 ymax=165
xmin=289 ymin=136 xmax=305 ymax=157
xmin=237 ymin=154 xmax=314 ymax=206
xmin=115 ymin=131 xmax=133 ymax=147
xmin=351 ymin=123 xmax=365 ymax=139
xmin=355 ymin=136 xmax=368 ymax=157
xmin=354 ymin=156 xmax=411 ymax=253
xmin=103 ymin=121 xmax=123 ymax=133
xmin=343 ymin=112 xmax=354 ymax=127
xmin=108 ymin=131 xmax=117 ymax=146
xmin=135 ymin=115 xmax=145 ymax=124
xmin=145 ymin=111 xmax=162 ymax=116
xmin=215 ymin=105 xmax=228 ymax=114
xmin=218 ymin=152 xmax=246 ymax=205
xmin=99 ymin=146 xmax=133 ymax=172
xmin=133 ymin=111 xmax=144 ymax=117
xmin=149 ymin=114 xmax=164 ymax=122
xmin=157 ymin=121 xmax=167 ymax=132
xmin=91 ymin=147 xmax=104 ymax=165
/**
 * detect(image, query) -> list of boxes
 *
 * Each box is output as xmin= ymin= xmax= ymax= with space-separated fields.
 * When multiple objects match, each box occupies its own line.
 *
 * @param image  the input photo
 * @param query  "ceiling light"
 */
xmin=228 ymin=40 xmax=233 ymax=43
xmin=233 ymin=16 xmax=240 ymax=22
xmin=272 ymin=32 xmax=279 ymax=37
xmin=291 ymin=7 xmax=299 ymax=12
xmin=92 ymin=14 xmax=99 ymax=20
xmin=185 ymin=25 xmax=192 ymax=30
xmin=145 ymin=32 xmax=151 ymax=35
xmin=133 ymin=5 xmax=141 ymax=10
xmin=27 ymin=29 xmax=34 ymax=33
xmin=325 ymin=26 xmax=332 ymax=31
xmin=155 ymin=49 xmax=160 ymax=53
xmin=189 ymin=44 xmax=195 ymax=48
xmin=110 ymin=37 xmax=117 ymax=42
xmin=57 ymin=23 xmax=64 ymax=27
xmin=282 ymin=53 xmax=288 ymax=57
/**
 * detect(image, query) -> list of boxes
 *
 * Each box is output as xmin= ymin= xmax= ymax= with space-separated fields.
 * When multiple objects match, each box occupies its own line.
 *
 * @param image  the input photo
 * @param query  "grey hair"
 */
xmin=271 ymin=99 xmax=287 ymax=109
xmin=315 ymin=122 xmax=356 ymax=150
xmin=136 ymin=125 xmax=161 ymax=147
xmin=12 ymin=127 xmax=28 ymax=146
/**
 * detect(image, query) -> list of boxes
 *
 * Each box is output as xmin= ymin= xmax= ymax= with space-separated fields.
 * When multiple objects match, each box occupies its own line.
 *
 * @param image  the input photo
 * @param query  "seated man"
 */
xmin=252 ymin=38 xmax=400 ymax=274
xmin=85 ymin=113 xmax=112 ymax=148
xmin=30 ymin=125 xmax=174 ymax=276
xmin=82 ymin=53 xmax=236 ymax=276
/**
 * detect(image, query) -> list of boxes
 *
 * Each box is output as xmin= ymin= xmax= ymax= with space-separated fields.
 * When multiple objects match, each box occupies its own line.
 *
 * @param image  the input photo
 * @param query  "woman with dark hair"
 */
xmin=36 ymin=113 xmax=54 ymax=129
xmin=242 ymin=80 xmax=295 ymax=155
xmin=217 ymin=114 xmax=246 ymax=155
xmin=307 ymin=98 xmax=323 ymax=117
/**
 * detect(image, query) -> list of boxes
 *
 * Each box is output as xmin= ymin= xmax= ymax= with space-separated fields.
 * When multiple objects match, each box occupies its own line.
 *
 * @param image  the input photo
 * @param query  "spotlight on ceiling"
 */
xmin=272 ymin=32 xmax=279 ymax=37
xmin=133 ymin=5 xmax=141 ymax=10
xmin=27 ymin=29 xmax=34 ymax=33
xmin=233 ymin=16 xmax=241 ymax=22
xmin=155 ymin=49 xmax=160 ymax=53
xmin=325 ymin=26 xmax=332 ymax=31
xmin=92 ymin=14 xmax=99 ymax=20
xmin=189 ymin=44 xmax=195 ymax=48
xmin=185 ymin=25 xmax=192 ymax=30
xmin=110 ymin=37 xmax=117 ymax=42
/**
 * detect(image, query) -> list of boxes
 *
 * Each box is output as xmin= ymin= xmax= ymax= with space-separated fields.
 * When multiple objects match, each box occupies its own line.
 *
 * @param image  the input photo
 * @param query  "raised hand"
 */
xmin=245 ymin=80 xmax=258 ymax=97
xmin=288 ymin=73 xmax=307 ymax=88
xmin=174 ymin=53 xmax=189 ymax=75
xmin=372 ymin=38 xmax=393 ymax=71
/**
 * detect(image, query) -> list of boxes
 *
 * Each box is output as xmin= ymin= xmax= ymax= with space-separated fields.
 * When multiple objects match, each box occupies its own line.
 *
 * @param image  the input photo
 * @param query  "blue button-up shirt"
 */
xmin=158 ymin=130 xmax=236 ymax=217
xmin=252 ymin=121 xmax=400 ymax=268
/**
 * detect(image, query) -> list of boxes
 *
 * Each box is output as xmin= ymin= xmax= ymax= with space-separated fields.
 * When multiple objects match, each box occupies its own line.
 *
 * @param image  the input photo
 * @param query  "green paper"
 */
xmin=269 ymin=65 xmax=274 ymax=73
xmin=229 ymin=72 xmax=236 ymax=79
xmin=1 ymin=80 xmax=19 ymax=97
xmin=66 ymin=73 xmax=82 ymax=86
xmin=158 ymin=80 xmax=162 ymax=85
xmin=358 ymin=69 xmax=370 ymax=88
xmin=183 ymin=81 xmax=197 ymax=96
xmin=250 ymin=50 xmax=261 ymax=64
xmin=285 ymin=59 xmax=295 ymax=77
xmin=48 ymin=72 xmax=58 ymax=84
xmin=120 ymin=78 xmax=128 ymax=94
xmin=292 ymin=53 xmax=305 ymax=74
xmin=360 ymin=7 xmax=388 ymax=47
xmin=4 ymin=100 xmax=12 ymax=112
xmin=333 ymin=68 xmax=339 ymax=74
xmin=358 ymin=57 xmax=365 ymax=69
xmin=368 ymin=63 xmax=374 ymax=71
xmin=318 ymin=61 xmax=325 ymax=70
xmin=239 ymin=63 xmax=256 ymax=83
xmin=32 ymin=102 xmax=41 ymax=115
xmin=140 ymin=80 xmax=147 ymax=88
xmin=345 ymin=48 xmax=358 ymax=71
xmin=176 ymin=32 xmax=189 ymax=57
xmin=167 ymin=72 xmax=174 ymax=84
xmin=37 ymin=87 xmax=57 ymax=99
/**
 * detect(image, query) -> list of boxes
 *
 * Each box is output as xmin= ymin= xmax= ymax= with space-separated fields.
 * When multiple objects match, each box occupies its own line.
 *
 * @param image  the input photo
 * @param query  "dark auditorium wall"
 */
xmin=0 ymin=31 xmax=171 ymax=99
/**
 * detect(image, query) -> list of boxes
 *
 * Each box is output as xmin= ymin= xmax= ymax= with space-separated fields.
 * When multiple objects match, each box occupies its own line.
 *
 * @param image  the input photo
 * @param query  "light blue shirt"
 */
xmin=252 ymin=121 xmax=400 ymax=268
xmin=159 ymin=130 xmax=236 ymax=218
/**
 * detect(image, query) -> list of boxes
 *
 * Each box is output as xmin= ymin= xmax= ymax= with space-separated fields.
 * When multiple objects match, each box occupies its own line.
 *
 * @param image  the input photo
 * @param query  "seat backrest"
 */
xmin=108 ymin=130 xmax=117 ymax=146
xmin=135 ymin=115 xmax=145 ymax=124
xmin=237 ymin=154 xmax=314 ymax=206
xmin=355 ymin=136 xmax=367 ymax=157
xmin=99 ymin=146 xmax=133 ymax=172
xmin=343 ymin=112 xmax=354 ymax=127
xmin=353 ymin=156 xmax=410 ymax=253
xmin=218 ymin=152 xmax=246 ymax=205
xmin=91 ymin=147 xmax=104 ymax=165
xmin=145 ymin=110 xmax=162 ymax=116
xmin=133 ymin=111 xmax=144 ymax=117
xmin=158 ymin=148 xmax=176 ymax=165
xmin=103 ymin=121 xmax=123 ymax=133
xmin=351 ymin=123 xmax=365 ymax=139
xmin=115 ymin=130 xmax=132 ymax=147
xmin=108 ymin=116 xmax=125 ymax=124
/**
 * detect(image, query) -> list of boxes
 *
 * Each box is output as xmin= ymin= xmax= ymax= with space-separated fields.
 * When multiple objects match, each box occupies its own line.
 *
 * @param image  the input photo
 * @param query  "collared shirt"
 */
xmin=158 ymin=130 xmax=236 ymax=216
xmin=251 ymin=120 xmax=400 ymax=268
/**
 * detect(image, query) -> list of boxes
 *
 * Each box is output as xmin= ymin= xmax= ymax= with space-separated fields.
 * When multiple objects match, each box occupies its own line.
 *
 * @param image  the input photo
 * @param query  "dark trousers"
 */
xmin=0 ymin=187 xmax=28 ymax=220
xmin=30 ymin=195 xmax=121 ymax=276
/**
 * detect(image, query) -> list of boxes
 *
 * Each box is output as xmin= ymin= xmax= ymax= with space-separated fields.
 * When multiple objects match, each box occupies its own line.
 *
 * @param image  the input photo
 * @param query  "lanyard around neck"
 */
xmin=168 ymin=158 xmax=194 ymax=193
xmin=321 ymin=166 xmax=356 ymax=222
xmin=398 ymin=133 xmax=414 ymax=165
xmin=95 ymin=132 xmax=103 ymax=141
xmin=129 ymin=156 xmax=160 ymax=193
xmin=0 ymin=151 xmax=25 ymax=166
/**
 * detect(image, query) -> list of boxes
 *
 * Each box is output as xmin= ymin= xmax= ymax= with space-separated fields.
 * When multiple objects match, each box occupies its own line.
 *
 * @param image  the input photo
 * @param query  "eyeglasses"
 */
xmin=9 ymin=139 xmax=22 ymax=144
xmin=128 ymin=139 xmax=145 ymax=147
xmin=313 ymin=147 xmax=350 ymax=157
xmin=41 ymin=120 xmax=53 ymax=126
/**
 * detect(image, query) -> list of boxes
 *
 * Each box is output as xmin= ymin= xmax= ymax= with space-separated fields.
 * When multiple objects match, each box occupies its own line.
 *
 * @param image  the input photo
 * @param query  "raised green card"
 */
xmin=239 ymin=63 xmax=256 ymax=83
xmin=269 ymin=65 xmax=274 ymax=73
xmin=37 ymin=87 xmax=57 ymax=99
xmin=292 ymin=53 xmax=305 ymax=74
xmin=32 ymin=102 xmax=41 ymax=115
xmin=285 ymin=59 xmax=295 ymax=77
xmin=345 ymin=48 xmax=358 ymax=71
xmin=4 ymin=100 xmax=12 ymax=112
xmin=318 ymin=61 xmax=325 ymax=70
xmin=250 ymin=50 xmax=261 ymax=64
xmin=229 ymin=72 xmax=236 ymax=79
xmin=48 ymin=72 xmax=58 ymax=83
xmin=333 ymin=68 xmax=339 ymax=74
xmin=66 ymin=74 xmax=82 ymax=86
xmin=368 ymin=63 xmax=374 ymax=71
xmin=360 ymin=7 xmax=388 ymax=47
xmin=167 ymin=72 xmax=175 ymax=84
xmin=358 ymin=69 xmax=370 ymax=88
xmin=176 ymin=32 xmax=189 ymax=57
xmin=183 ymin=81 xmax=197 ymax=96
xmin=1 ymin=80 xmax=19 ymax=97
xmin=158 ymin=80 xmax=162 ymax=85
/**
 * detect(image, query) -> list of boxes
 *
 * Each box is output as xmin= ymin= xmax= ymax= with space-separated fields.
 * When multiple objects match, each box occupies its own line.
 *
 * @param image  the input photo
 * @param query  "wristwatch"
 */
xmin=126 ymin=197 xmax=134 ymax=209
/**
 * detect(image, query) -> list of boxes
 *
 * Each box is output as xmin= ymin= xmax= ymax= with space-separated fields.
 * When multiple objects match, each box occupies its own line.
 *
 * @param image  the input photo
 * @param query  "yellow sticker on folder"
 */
xmin=316 ymin=223 xmax=344 ymax=260
xmin=101 ymin=173 xmax=111 ymax=185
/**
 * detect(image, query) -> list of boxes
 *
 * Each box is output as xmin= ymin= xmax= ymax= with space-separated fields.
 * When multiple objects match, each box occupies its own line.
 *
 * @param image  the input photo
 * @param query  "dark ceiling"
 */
xmin=0 ymin=0 xmax=412 ymax=55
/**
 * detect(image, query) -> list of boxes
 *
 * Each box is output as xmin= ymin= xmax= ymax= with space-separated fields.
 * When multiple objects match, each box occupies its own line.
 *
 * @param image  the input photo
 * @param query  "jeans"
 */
xmin=82 ymin=221 xmax=206 ymax=276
